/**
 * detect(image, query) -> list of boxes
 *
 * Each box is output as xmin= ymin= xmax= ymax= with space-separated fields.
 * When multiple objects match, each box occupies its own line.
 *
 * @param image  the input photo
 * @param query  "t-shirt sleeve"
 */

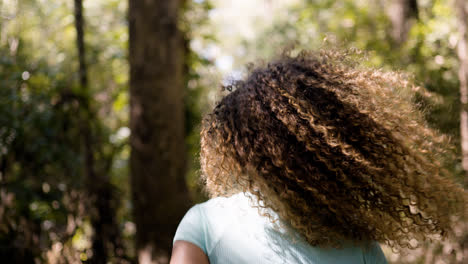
xmin=173 ymin=204 xmax=207 ymax=254
xmin=363 ymin=241 xmax=388 ymax=264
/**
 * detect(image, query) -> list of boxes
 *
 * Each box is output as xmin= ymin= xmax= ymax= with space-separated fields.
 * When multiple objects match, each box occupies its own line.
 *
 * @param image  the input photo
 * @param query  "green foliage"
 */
xmin=182 ymin=0 xmax=216 ymax=203
xmin=1 ymin=0 xmax=214 ymax=261
xmin=0 ymin=37 xmax=83 ymax=261
xmin=0 ymin=0 xmax=130 ymax=262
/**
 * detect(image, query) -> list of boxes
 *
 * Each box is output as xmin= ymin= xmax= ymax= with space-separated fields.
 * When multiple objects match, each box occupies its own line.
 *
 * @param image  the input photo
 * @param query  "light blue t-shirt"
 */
xmin=173 ymin=192 xmax=387 ymax=264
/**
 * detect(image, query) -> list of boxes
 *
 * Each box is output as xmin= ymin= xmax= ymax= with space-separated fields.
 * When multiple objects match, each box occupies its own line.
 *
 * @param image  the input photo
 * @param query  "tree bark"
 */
xmin=386 ymin=0 xmax=419 ymax=45
xmin=74 ymin=0 xmax=87 ymax=91
xmin=129 ymin=0 xmax=191 ymax=263
xmin=456 ymin=0 xmax=468 ymax=183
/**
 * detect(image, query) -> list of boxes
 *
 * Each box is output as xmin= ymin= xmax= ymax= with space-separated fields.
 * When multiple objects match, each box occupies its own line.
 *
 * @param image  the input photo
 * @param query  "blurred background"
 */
xmin=0 ymin=0 xmax=467 ymax=263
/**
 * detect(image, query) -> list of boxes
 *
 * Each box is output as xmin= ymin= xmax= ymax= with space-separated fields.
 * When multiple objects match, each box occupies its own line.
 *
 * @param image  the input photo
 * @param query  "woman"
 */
xmin=170 ymin=50 xmax=467 ymax=264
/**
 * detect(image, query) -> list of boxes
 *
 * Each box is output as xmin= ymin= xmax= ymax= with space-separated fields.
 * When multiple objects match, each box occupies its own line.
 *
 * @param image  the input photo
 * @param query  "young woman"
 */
xmin=170 ymin=50 xmax=467 ymax=264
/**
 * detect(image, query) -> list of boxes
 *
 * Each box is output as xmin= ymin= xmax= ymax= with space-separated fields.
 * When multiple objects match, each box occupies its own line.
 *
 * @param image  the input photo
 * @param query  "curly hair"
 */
xmin=199 ymin=49 xmax=467 ymax=251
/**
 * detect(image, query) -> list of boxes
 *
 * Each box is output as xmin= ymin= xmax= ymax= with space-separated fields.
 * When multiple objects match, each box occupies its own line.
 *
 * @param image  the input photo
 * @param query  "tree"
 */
xmin=385 ymin=0 xmax=419 ymax=45
xmin=456 ymin=0 xmax=468 ymax=183
xmin=73 ymin=1 xmax=124 ymax=263
xmin=129 ymin=0 xmax=191 ymax=263
xmin=73 ymin=0 xmax=108 ymax=263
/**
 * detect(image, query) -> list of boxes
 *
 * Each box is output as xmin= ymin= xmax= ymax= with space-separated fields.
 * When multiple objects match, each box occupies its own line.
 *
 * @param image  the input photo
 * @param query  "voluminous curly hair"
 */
xmin=199 ymin=50 xmax=467 ymax=251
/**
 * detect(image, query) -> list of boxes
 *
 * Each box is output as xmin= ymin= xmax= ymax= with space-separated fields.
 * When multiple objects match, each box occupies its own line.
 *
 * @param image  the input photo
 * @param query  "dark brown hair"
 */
xmin=200 ymin=50 xmax=467 ymax=251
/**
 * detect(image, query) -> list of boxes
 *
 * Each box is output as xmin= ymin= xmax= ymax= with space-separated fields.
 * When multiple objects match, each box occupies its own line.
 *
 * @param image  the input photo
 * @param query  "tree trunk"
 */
xmin=74 ymin=0 xmax=87 ymax=91
xmin=129 ymin=0 xmax=191 ymax=263
xmin=386 ymin=0 xmax=418 ymax=45
xmin=456 ymin=0 xmax=468 ymax=184
xmin=73 ymin=1 xmax=118 ymax=263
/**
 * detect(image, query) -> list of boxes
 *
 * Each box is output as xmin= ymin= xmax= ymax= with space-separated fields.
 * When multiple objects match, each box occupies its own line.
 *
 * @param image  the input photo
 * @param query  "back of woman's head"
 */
xmin=200 ymin=50 xmax=467 ymax=251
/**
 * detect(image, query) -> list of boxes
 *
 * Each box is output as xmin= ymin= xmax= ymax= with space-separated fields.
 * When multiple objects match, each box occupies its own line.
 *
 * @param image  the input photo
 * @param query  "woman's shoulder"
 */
xmin=197 ymin=192 xmax=249 ymax=210
xmin=173 ymin=193 xmax=248 ymax=254
xmin=174 ymin=193 xmax=388 ymax=263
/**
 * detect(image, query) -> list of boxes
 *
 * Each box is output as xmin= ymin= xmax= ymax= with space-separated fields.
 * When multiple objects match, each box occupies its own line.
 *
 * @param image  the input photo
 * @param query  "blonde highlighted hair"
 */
xmin=200 ymin=50 xmax=467 ymax=251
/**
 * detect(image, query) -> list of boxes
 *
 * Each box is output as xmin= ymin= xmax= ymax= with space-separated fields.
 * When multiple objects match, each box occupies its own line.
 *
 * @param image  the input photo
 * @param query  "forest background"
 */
xmin=1 ymin=0 xmax=467 ymax=263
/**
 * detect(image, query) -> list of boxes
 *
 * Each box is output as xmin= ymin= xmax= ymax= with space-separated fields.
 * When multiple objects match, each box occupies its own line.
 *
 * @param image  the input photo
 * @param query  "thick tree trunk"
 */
xmin=456 ymin=0 xmax=468 ymax=182
xmin=129 ymin=0 xmax=191 ymax=263
xmin=386 ymin=0 xmax=418 ymax=45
